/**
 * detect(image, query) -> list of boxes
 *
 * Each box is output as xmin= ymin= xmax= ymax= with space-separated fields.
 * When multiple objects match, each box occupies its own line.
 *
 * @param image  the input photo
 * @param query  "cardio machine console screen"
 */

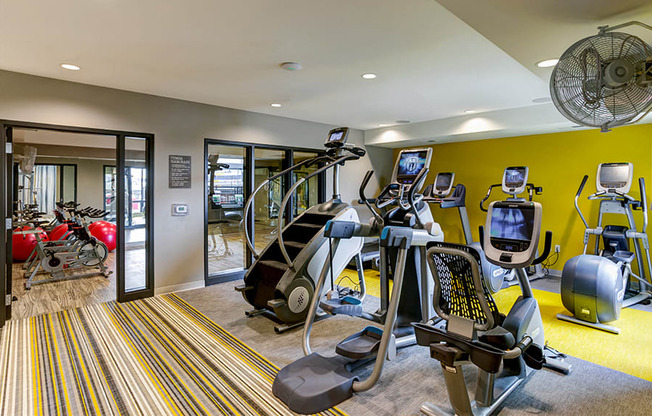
xmin=325 ymin=127 xmax=349 ymax=147
xmin=597 ymin=162 xmax=632 ymax=193
xmin=489 ymin=203 xmax=535 ymax=253
xmin=435 ymin=172 xmax=453 ymax=192
xmin=396 ymin=150 xmax=429 ymax=184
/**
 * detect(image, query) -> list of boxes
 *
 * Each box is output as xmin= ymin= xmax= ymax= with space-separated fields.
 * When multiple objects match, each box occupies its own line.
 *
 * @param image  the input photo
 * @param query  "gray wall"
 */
xmin=0 ymin=70 xmax=393 ymax=292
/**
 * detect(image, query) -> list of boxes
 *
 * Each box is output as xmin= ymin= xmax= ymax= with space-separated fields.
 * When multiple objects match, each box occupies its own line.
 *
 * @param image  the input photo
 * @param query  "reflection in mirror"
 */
xmin=125 ymin=137 xmax=148 ymax=292
xmin=254 ymin=148 xmax=286 ymax=254
xmin=207 ymin=145 xmax=246 ymax=276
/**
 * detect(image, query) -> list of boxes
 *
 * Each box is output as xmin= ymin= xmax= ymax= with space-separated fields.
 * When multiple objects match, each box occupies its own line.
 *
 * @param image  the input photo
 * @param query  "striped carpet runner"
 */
xmin=0 ymin=294 xmax=347 ymax=416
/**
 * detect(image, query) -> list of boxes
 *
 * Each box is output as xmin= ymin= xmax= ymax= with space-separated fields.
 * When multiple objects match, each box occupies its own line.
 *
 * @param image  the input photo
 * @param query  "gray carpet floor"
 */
xmin=177 ymin=280 xmax=652 ymax=416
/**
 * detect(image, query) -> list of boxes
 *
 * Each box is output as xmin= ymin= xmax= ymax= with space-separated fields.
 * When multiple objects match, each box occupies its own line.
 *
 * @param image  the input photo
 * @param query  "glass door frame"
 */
xmin=0 ymin=120 xmax=155 ymax=328
xmin=204 ymin=139 xmax=326 ymax=285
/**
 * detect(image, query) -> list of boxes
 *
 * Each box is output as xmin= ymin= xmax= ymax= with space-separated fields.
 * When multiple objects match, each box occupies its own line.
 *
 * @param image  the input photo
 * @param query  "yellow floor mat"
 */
xmin=338 ymin=269 xmax=652 ymax=381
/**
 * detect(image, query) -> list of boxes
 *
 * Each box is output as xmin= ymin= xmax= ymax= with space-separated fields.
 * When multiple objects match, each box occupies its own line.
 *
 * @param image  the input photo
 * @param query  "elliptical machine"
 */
xmin=424 ymin=172 xmax=512 ymax=293
xmin=413 ymin=198 xmax=569 ymax=416
xmin=272 ymin=149 xmax=444 ymax=414
xmin=557 ymin=163 xmax=652 ymax=334
xmin=480 ymin=166 xmax=545 ymax=288
xmin=235 ymin=128 xmax=367 ymax=333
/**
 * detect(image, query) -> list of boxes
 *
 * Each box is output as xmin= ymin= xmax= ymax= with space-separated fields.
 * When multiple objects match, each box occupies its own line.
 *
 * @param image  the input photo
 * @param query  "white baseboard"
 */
xmin=155 ymin=280 xmax=205 ymax=295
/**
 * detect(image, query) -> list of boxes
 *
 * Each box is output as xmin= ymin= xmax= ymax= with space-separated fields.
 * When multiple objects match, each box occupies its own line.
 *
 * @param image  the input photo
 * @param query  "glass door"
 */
xmin=253 ymin=148 xmax=286 ymax=255
xmin=292 ymin=151 xmax=321 ymax=216
xmin=118 ymin=135 xmax=153 ymax=300
xmin=206 ymin=144 xmax=247 ymax=280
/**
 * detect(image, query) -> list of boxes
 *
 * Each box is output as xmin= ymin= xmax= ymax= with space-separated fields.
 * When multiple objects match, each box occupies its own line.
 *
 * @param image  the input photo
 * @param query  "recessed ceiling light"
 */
xmin=378 ymin=123 xmax=391 ymax=127
xmin=464 ymin=110 xmax=477 ymax=114
xmin=361 ymin=73 xmax=377 ymax=79
xmin=61 ymin=63 xmax=80 ymax=71
xmin=536 ymin=58 xmax=559 ymax=68
xmin=280 ymin=62 xmax=302 ymax=71
xmin=270 ymin=103 xmax=282 ymax=108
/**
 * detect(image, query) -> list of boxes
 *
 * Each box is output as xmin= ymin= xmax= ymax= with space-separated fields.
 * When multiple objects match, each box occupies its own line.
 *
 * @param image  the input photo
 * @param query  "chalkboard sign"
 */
xmin=169 ymin=155 xmax=192 ymax=188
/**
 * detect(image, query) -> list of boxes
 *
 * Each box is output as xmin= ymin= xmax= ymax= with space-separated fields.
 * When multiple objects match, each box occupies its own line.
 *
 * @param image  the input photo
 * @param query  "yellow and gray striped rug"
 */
xmin=0 ymin=294 xmax=346 ymax=416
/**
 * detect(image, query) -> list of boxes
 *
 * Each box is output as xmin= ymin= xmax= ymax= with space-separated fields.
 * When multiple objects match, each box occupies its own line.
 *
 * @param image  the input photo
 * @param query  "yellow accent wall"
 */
xmin=394 ymin=124 xmax=652 ymax=272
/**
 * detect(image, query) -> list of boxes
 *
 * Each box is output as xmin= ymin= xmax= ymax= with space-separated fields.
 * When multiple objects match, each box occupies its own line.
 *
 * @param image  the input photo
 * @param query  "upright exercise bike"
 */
xmin=413 ymin=198 xmax=570 ymax=416
xmin=480 ymin=166 xmax=545 ymax=287
xmin=557 ymin=163 xmax=652 ymax=334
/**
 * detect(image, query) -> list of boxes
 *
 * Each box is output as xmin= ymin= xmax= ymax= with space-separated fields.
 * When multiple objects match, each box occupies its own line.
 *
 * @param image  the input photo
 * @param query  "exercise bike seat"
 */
xmin=612 ymin=250 xmax=635 ymax=264
xmin=413 ymin=323 xmax=505 ymax=374
xmin=478 ymin=326 xmax=516 ymax=350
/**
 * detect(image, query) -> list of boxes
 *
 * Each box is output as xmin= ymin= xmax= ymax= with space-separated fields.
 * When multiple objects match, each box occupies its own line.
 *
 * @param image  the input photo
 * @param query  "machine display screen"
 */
xmin=435 ymin=173 xmax=453 ymax=191
xmin=329 ymin=130 xmax=345 ymax=142
xmin=600 ymin=163 xmax=630 ymax=189
xmin=490 ymin=205 xmax=535 ymax=250
xmin=396 ymin=150 xmax=428 ymax=183
xmin=504 ymin=167 xmax=527 ymax=188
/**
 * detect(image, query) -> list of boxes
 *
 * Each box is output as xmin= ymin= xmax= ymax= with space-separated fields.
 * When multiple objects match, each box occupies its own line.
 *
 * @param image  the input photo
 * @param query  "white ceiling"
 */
xmin=1 ymin=0 xmax=651 ymax=147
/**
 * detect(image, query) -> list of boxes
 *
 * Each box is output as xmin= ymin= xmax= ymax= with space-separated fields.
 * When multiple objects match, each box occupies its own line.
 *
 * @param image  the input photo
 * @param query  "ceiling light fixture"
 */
xmin=270 ymin=103 xmax=282 ymax=108
xmin=280 ymin=62 xmax=302 ymax=71
xmin=60 ymin=63 xmax=81 ymax=71
xmin=536 ymin=58 xmax=559 ymax=68
xmin=361 ymin=73 xmax=377 ymax=79
xmin=378 ymin=123 xmax=391 ymax=127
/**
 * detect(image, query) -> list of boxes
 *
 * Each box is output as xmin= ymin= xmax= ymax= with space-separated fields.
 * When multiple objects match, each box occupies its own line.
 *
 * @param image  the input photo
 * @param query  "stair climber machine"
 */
xmin=235 ymin=127 xmax=369 ymax=333
xmin=413 ymin=198 xmax=571 ymax=416
xmin=556 ymin=163 xmax=652 ymax=334
xmin=480 ymin=166 xmax=546 ymax=287
xmin=272 ymin=148 xmax=446 ymax=414
xmin=424 ymin=172 xmax=513 ymax=292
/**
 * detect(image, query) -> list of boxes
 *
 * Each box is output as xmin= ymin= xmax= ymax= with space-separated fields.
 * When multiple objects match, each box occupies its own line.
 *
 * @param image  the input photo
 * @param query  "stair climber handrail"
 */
xmin=277 ymin=154 xmax=362 ymax=270
xmin=244 ymin=155 xmax=334 ymax=259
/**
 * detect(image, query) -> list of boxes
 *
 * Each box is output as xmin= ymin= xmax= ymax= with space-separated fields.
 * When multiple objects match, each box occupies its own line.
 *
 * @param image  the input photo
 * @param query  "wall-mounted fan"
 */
xmin=15 ymin=145 xmax=37 ymax=174
xmin=550 ymin=21 xmax=652 ymax=132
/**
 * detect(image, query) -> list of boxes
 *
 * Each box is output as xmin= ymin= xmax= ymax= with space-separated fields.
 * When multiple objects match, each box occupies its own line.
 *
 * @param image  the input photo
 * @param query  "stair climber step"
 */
xmin=259 ymin=260 xmax=290 ymax=271
xmin=335 ymin=326 xmax=383 ymax=360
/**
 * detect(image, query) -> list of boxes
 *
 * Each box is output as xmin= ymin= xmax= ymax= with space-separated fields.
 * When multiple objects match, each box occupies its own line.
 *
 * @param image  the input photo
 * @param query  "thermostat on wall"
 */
xmin=172 ymin=204 xmax=189 ymax=216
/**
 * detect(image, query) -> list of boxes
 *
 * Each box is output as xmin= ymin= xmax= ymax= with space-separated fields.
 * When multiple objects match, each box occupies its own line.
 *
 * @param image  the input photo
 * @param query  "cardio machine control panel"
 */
xmin=484 ymin=200 xmax=542 ymax=268
xmin=431 ymin=172 xmax=455 ymax=198
xmin=596 ymin=162 xmax=633 ymax=194
xmin=502 ymin=166 xmax=529 ymax=195
xmin=391 ymin=148 xmax=432 ymax=187
xmin=324 ymin=127 xmax=349 ymax=148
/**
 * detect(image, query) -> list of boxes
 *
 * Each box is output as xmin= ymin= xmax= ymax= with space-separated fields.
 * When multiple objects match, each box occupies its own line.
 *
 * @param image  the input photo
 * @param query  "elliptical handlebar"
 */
xmin=575 ymin=175 xmax=590 ymax=229
xmin=359 ymin=170 xmax=384 ymax=227
xmin=640 ymin=177 xmax=648 ymax=231
xmin=403 ymin=168 xmax=428 ymax=228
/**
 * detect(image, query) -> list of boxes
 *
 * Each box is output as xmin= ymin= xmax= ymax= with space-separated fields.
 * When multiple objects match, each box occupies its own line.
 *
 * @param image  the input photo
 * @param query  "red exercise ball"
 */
xmin=12 ymin=226 xmax=48 ymax=262
xmin=50 ymin=224 xmax=72 ymax=242
xmin=90 ymin=222 xmax=117 ymax=252
xmin=89 ymin=221 xmax=116 ymax=232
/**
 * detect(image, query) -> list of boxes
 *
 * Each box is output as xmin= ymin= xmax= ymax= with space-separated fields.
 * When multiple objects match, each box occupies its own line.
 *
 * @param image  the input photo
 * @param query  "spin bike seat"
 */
xmin=612 ymin=250 xmax=635 ymax=264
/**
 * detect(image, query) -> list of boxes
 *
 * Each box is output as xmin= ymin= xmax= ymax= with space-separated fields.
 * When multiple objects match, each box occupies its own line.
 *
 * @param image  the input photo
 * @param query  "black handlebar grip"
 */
xmin=533 ymin=231 xmax=553 ymax=265
xmin=576 ymin=175 xmax=589 ymax=197
xmin=639 ymin=177 xmax=647 ymax=214
xmin=349 ymin=147 xmax=367 ymax=157
xmin=359 ymin=170 xmax=374 ymax=201
xmin=478 ymin=225 xmax=484 ymax=250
